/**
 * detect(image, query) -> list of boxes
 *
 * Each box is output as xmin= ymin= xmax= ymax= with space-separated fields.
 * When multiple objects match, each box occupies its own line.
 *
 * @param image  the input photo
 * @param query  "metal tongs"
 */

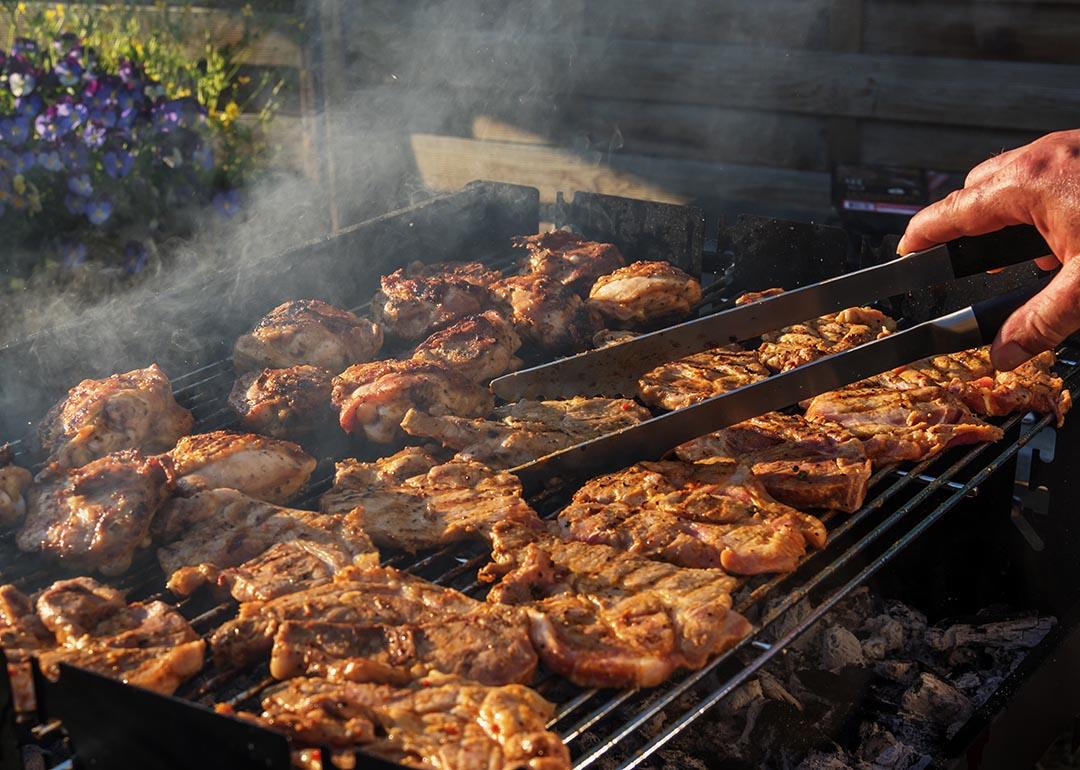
xmin=492 ymin=225 xmax=1054 ymax=495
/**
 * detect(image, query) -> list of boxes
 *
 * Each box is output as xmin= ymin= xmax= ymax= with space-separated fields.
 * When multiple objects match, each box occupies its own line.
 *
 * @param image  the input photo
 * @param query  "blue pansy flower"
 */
xmin=103 ymin=150 xmax=134 ymax=179
xmin=82 ymin=122 xmax=106 ymax=148
xmin=15 ymin=94 xmax=43 ymax=118
xmin=55 ymin=58 xmax=82 ymax=88
xmin=13 ymin=151 xmax=34 ymax=174
xmin=213 ymin=189 xmax=241 ymax=218
xmin=60 ymin=242 xmax=88 ymax=268
xmin=34 ymin=112 xmax=58 ymax=141
xmin=64 ymin=193 xmax=86 ymax=215
xmin=67 ymin=174 xmax=93 ymax=197
xmin=91 ymin=108 xmax=117 ymax=128
xmin=37 ymin=150 xmax=62 ymax=172
xmin=0 ymin=148 xmax=16 ymax=171
xmin=116 ymin=89 xmax=140 ymax=112
xmin=58 ymin=143 xmax=88 ymax=170
xmin=11 ymin=39 xmax=37 ymax=56
xmin=2 ymin=117 xmax=31 ymax=146
xmin=122 ymin=240 xmax=148 ymax=274
xmin=85 ymin=199 xmax=113 ymax=226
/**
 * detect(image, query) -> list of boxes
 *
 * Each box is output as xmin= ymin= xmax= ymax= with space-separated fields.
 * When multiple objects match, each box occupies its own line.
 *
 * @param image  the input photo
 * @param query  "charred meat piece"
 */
xmin=491 ymin=274 xmax=600 ymax=354
xmin=592 ymin=328 xmax=638 ymax=348
xmin=372 ymin=263 xmax=498 ymax=341
xmin=804 ymin=385 xmax=1004 ymax=464
xmin=479 ymin=521 xmax=752 ymax=688
xmin=588 ymin=260 xmax=702 ymax=327
xmin=514 ymin=230 xmax=624 ymax=295
xmin=228 ymin=365 xmax=336 ymax=441
xmin=401 ymin=397 xmax=651 ymax=469
xmin=0 ymin=584 xmax=55 ymax=712
xmin=320 ymin=449 xmax=539 ymax=552
xmin=233 ymin=674 xmax=569 ymax=770
xmin=159 ymin=431 xmax=315 ymax=504
xmin=676 ymin=412 xmax=872 ymax=513
xmin=558 ymin=457 xmax=826 ymax=574
xmin=17 ymin=450 xmax=170 ymax=575
xmin=0 ymin=445 xmax=32 ymax=528
xmin=638 ymin=347 xmax=770 ymax=410
xmin=332 ymin=359 xmax=493 ymax=444
xmin=37 ymin=364 xmax=193 ymax=472
xmin=412 ymin=310 xmax=523 ymax=383
xmin=154 ymin=488 xmax=378 ymax=600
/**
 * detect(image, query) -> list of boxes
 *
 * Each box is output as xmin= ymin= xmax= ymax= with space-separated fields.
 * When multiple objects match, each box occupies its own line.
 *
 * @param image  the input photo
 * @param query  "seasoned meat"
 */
xmin=514 ymin=230 xmax=624 ymax=294
xmin=491 ymin=274 xmax=600 ymax=354
xmin=558 ymin=458 xmax=826 ymax=574
xmin=0 ymin=445 xmax=32 ymax=528
xmin=638 ymin=347 xmax=770 ymax=410
xmin=159 ymin=431 xmax=315 ymax=504
xmin=804 ymin=385 xmax=1004 ymax=464
xmin=412 ymin=310 xmax=523 ymax=383
xmin=35 ymin=576 xmax=126 ymax=644
xmin=479 ymin=521 xmax=752 ymax=688
xmin=401 ymin=397 xmax=651 ymax=469
xmin=592 ymin=328 xmax=638 ymax=348
xmin=37 ymin=364 xmax=193 ymax=471
xmin=233 ymin=299 xmax=382 ymax=373
xmin=154 ymin=488 xmax=378 ymax=600
xmin=0 ymin=584 xmax=54 ymax=712
xmin=588 ymin=260 xmax=702 ymax=327
xmin=320 ymin=449 xmax=539 ymax=552
xmin=372 ymin=264 xmax=497 ymax=341
xmin=209 ymin=567 xmax=530 ymax=675
xmin=232 ymin=674 xmax=569 ymax=770
xmin=17 ymin=450 xmax=170 ymax=575
xmin=402 ymin=260 xmax=501 ymax=285
xmin=676 ymin=412 xmax=872 ymax=513
xmin=228 ymin=365 xmax=336 ymax=441
xmin=332 ymin=359 xmax=493 ymax=443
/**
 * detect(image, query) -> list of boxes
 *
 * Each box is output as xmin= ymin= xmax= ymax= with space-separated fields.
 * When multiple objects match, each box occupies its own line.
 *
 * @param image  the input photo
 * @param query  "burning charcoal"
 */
xmin=855 ymin=723 xmax=932 ymax=770
xmin=863 ymin=615 xmax=905 ymax=655
xmin=926 ymin=616 xmax=1055 ymax=652
xmin=883 ymin=600 xmax=928 ymax=640
xmin=899 ymin=672 xmax=974 ymax=737
xmin=821 ymin=625 xmax=865 ymax=671
xmin=874 ymin=660 xmax=918 ymax=686
xmin=795 ymin=751 xmax=855 ymax=770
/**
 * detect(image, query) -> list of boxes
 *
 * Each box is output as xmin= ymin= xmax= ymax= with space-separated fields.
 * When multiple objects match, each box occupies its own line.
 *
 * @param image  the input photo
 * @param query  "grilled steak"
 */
xmin=17 ymin=450 xmax=170 ymax=575
xmin=233 ymin=299 xmax=383 ymax=373
xmin=514 ymin=230 xmax=624 ymax=295
xmin=154 ymin=488 xmax=378 ymax=600
xmin=320 ymin=449 xmax=539 ymax=552
xmin=412 ymin=310 xmax=523 ymax=383
xmin=491 ymin=273 xmax=600 ymax=354
xmin=400 ymin=397 xmax=651 ymax=469
xmin=558 ymin=457 xmax=827 ymax=574
xmin=675 ymin=412 xmax=872 ymax=513
xmin=372 ymin=263 xmax=498 ymax=341
xmin=638 ymin=346 xmax=770 ymax=410
xmin=159 ymin=431 xmax=315 ymax=504
xmin=588 ymin=260 xmax=702 ymax=327
xmin=228 ymin=365 xmax=337 ymax=442
xmin=480 ymin=520 xmax=752 ymax=688
xmin=0 ymin=446 xmax=32 ymax=528
xmin=37 ymin=364 xmax=193 ymax=471
xmin=230 ymin=674 xmax=569 ymax=770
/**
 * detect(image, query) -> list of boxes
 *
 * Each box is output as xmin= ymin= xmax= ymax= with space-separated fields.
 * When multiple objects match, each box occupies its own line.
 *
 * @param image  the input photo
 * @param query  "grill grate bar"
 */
xmin=561 ymin=690 xmax=637 ymax=743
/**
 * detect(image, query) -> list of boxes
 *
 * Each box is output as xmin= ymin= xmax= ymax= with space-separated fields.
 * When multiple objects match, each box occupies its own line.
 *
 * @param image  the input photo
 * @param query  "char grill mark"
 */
xmin=412 ymin=309 xmax=523 ymax=384
xmin=228 ymin=365 xmax=337 ymax=442
xmin=638 ymin=346 xmax=770 ymax=410
xmin=371 ymin=262 xmax=499 ymax=342
xmin=514 ymin=230 xmax=625 ymax=295
xmin=491 ymin=273 xmax=601 ymax=354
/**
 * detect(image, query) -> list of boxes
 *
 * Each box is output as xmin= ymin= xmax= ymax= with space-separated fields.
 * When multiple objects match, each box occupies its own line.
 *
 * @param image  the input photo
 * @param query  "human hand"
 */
xmin=897 ymin=129 xmax=1080 ymax=370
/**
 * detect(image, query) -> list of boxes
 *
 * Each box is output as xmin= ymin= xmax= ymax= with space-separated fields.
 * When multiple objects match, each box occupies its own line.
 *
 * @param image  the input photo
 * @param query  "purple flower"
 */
xmin=11 ymin=39 xmax=38 ymax=57
xmin=1 ymin=117 xmax=31 ymax=146
xmin=0 ymin=148 xmax=15 ymax=172
xmin=37 ymin=150 xmax=62 ymax=172
xmin=15 ymin=94 xmax=42 ymax=118
xmin=82 ymin=122 xmax=106 ymax=148
xmin=13 ymin=150 xmax=34 ymax=174
xmin=85 ymin=199 xmax=113 ymax=226
xmin=58 ymin=142 xmax=88 ymax=170
xmin=67 ymin=174 xmax=93 ymax=197
xmin=213 ymin=189 xmax=241 ymax=218
xmin=122 ymin=240 xmax=148 ymax=274
xmin=85 ymin=82 xmax=116 ymax=110
xmin=60 ymin=242 xmax=88 ymax=269
xmin=64 ymin=193 xmax=86 ymax=215
xmin=102 ymin=150 xmax=133 ymax=179
xmin=117 ymin=59 xmax=139 ymax=85
xmin=55 ymin=58 xmax=82 ymax=88
xmin=90 ymin=108 xmax=117 ymax=128
xmin=192 ymin=143 xmax=214 ymax=171
xmin=116 ymin=88 xmax=140 ymax=112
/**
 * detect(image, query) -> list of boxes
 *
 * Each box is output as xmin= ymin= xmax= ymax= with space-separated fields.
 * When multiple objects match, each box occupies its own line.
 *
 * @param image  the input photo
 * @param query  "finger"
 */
xmin=990 ymin=260 xmax=1080 ymax=370
xmin=897 ymin=176 xmax=1029 ymax=255
xmin=1036 ymin=255 xmax=1061 ymax=271
xmin=964 ymin=147 xmax=1022 ymax=188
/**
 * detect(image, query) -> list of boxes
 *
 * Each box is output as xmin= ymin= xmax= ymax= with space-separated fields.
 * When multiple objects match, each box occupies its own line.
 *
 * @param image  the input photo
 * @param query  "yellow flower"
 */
xmin=15 ymin=2 xmax=26 ymax=12
xmin=174 ymin=87 xmax=191 ymax=98
xmin=12 ymin=175 xmax=26 ymax=195
xmin=219 ymin=101 xmax=241 ymax=126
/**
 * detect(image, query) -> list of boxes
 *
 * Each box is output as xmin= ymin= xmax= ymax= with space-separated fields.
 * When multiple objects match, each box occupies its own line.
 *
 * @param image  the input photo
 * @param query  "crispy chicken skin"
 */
xmin=332 ymin=359 xmax=493 ymax=443
xmin=37 ymin=364 xmax=193 ymax=472
xmin=514 ymin=230 xmax=624 ymax=295
xmin=372 ymin=264 xmax=498 ymax=341
xmin=412 ymin=310 xmax=523 ymax=383
xmin=159 ymin=431 xmax=315 ymax=504
xmin=228 ymin=365 xmax=336 ymax=441
xmin=233 ymin=299 xmax=383 ymax=373
xmin=479 ymin=520 xmax=752 ymax=689
xmin=639 ymin=347 xmax=770 ymax=410
xmin=588 ymin=260 xmax=702 ymax=327
xmin=491 ymin=274 xmax=600 ymax=354
xmin=0 ymin=445 xmax=32 ymax=528
xmin=17 ymin=450 xmax=170 ymax=575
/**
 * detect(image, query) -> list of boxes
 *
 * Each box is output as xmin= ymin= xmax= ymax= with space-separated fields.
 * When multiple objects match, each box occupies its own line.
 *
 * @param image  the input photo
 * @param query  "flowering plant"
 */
xmin=0 ymin=2 xmax=286 ymax=283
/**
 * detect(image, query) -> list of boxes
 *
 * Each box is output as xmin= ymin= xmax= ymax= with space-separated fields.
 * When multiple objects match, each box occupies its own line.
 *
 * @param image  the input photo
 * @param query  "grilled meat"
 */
xmin=805 ymin=385 xmax=1005 ymax=464
xmin=412 ymin=310 xmax=523 ymax=383
xmin=372 ymin=263 xmax=498 ymax=341
xmin=159 ymin=431 xmax=315 ymax=504
xmin=228 ymin=365 xmax=336 ymax=441
xmin=638 ymin=347 xmax=770 ymax=410
xmin=17 ymin=450 xmax=170 ymax=575
xmin=675 ymin=412 xmax=872 ymax=513
xmin=320 ymin=449 xmax=539 ymax=552
xmin=479 ymin=520 xmax=753 ymax=688
xmin=401 ymin=397 xmax=651 ymax=469
xmin=234 ymin=299 xmax=383 ymax=374
xmin=558 ymin=457 xmax=826 ymax=574
xmin=0 ymin=445 xmax=32 ymax=528
xmin=332 ymin=359 xmax=493 ymax=443
xmin=0 ymin=584 xmax=54 ymax=711
xmin=154 ymin=488 xmax=378 ymax=600
xmin=37 ymin=364 xmax=193 ymax=472
xmin=491 ymin=274 xmax=600 ymax=354
xmin=588 ymin=260 xmax=702 ymax=327
xmin=234 ymin=674 xmax=569 ymax=770
xmin=592 ymin=328 xmax=638 ymax=348
xmin=514 ymin=230 xmax=624 ymax=294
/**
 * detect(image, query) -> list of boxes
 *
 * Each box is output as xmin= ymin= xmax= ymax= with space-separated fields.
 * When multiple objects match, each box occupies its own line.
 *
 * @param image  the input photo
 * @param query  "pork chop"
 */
xmin=638 ymin=347 xmax=770 ymax=410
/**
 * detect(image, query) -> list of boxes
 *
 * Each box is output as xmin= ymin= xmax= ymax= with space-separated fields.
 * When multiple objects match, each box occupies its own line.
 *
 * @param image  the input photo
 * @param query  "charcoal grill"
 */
xmin=1 ymin=181 xmax=1078 ymax=770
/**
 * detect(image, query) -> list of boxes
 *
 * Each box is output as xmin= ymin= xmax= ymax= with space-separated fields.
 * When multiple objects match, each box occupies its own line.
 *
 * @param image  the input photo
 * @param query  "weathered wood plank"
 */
xmin=859 ymin=120 xmax=1042 ymax=171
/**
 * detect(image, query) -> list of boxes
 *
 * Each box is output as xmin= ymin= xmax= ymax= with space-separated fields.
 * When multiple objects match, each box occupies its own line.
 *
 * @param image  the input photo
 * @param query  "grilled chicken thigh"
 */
xmin=638 ymin=346 xmax=770 ymax=410
xmin=491 ymin=273 xmax=599 ymax=354
xmin=514 ymin=231 xmax=624 ymax=294
xmin=412 ymin=310 xmax=523 ymax=383
xmin=37 ymin=364 xmax=193 ymax=472
xmin=401 ymin=397 xmax=651 ymax=469
xmin=0 ymin=584 xmax=55 ymax=711
xmin=228 ymin=365 xmax=336 ymax=441
xmin=588 ymin=260 xmax=702 ymax=327
xmin=233 ymin=299 xmax=383 ymax=373
xmin=160 ymin=431 xmax=315 ymax=504
xmin=17 ymin=450 xmax=170 ymax=575
xmin=480 ymin=520 xmax=752 ymax=688
xmin=372 ymin=263 xmax=498 ymax=341
xmin=332 ymin=359 xmax=492 ymax=443
xmin=0 ymin=446 xmax=32 ymax=528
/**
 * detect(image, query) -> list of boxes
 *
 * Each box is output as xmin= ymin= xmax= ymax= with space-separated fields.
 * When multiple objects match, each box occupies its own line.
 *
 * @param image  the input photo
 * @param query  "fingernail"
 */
xmin=993 ymin=341 xmax=1033 ymax=371
xmin=896 ymin=236 xmax=909 ymax=255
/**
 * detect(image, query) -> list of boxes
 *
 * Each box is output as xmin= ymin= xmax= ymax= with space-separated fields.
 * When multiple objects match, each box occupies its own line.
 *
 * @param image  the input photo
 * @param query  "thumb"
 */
xmin=991 ymin=259 xmax=1080 ymax=370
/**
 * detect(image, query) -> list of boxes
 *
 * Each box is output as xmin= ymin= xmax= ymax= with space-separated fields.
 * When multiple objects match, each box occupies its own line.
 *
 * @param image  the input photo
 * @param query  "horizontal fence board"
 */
xmin=859 ymin=120 xmax=1041 ymax=170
